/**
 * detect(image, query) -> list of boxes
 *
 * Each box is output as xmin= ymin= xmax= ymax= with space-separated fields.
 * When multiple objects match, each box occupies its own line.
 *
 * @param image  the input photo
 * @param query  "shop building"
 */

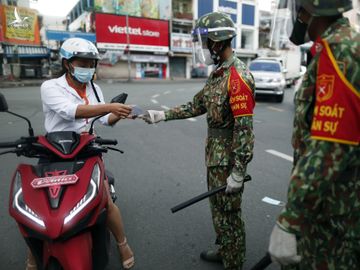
xmin=66 ymin=0 xmax=172 ymax=80
xmin=0 ymin=3 xmax=50 ymax=79
xmin=95 ymin=13 xmax=170 ymax=80
xmin=170 ymin=0 xmax=193 ymax=79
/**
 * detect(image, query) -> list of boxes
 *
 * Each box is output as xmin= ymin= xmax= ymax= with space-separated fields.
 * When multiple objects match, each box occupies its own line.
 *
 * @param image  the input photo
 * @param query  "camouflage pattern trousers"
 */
xmin=283 ymin=216 xmax=360 ymax=270
xmin=207 ymin=166 xmax=245 ymax=270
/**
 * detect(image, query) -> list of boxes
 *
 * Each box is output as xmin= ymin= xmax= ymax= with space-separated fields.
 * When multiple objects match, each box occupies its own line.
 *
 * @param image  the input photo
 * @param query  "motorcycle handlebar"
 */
xmin=0 ymin=141 xmax=19 ymax=148
xmin=0 ymin=137 xmax=37 ymax=149
xmin=95 ymin=138 xmax=118 ymax=145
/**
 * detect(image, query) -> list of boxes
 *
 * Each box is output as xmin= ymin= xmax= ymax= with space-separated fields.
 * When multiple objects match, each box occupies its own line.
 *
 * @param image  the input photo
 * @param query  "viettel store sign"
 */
xmin=96 ymin=13 xmax=169 ymax=53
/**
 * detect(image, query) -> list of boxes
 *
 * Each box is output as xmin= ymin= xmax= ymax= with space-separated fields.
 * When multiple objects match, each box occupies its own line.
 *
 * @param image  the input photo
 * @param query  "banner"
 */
xmin=96 ymin=13 xmax=169 ymax=52
xmin=0 ymin=5 xmax=40 ymax=45
xmin=171 ymin=33 xmax=192 ymax=53
xmin=94 ymin=0 xmax=171 ymax=20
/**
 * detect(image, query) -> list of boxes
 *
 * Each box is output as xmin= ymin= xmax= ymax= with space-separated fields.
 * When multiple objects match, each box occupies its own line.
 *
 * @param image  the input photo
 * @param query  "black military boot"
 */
xmin=200 ymin=250 xmax=222 ymax=264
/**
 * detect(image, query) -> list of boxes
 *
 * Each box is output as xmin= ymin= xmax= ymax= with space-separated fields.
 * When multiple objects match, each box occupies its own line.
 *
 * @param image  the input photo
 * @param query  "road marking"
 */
xmin=164 ymin=90 xmax=171 ymax=95
xmin=151 ymin=99 xmax=159 ymax=104
xmin=152 ymin=94 xmax=160 ymax=98
xmin=161 ymin=105 xmax=170 ymax=110
xmin=266 ymin=149 xmax=293 ymax=162
xmin=267 ymin=106 xmax=284 ymax=112
xmin=187 ymin=118 xmax=197 ymax=122
xmin=176 ymin=88 xmax=185 ymax=92
xmin=254 ymin=119 xmax=262 ymax=123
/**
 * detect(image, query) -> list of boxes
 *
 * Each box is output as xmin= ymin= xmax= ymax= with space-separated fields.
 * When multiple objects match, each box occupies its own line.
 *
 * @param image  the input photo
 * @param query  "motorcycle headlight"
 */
xmin=13 ymin=171 xmax=45 ymax=228
xmin=64 ymin=164 xmax=101 ymax=225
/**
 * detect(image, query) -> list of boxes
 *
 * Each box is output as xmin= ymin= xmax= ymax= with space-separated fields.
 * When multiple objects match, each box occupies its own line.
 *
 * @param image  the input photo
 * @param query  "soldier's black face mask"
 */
xmin=207 ymin=39 xmax=227 ymax=66
xmin=290 ymin=12 xmax=313 ymax=45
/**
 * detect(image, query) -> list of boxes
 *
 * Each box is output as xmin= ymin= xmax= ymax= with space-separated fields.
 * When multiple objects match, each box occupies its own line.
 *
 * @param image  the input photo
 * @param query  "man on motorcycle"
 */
xmin=26 ymin=38 xmax=135 ymax=270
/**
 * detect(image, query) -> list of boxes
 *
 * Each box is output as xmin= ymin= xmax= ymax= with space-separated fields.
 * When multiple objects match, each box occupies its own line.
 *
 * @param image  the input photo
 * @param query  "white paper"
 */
xmin=262 ymin=196 xmax=285 ymax=206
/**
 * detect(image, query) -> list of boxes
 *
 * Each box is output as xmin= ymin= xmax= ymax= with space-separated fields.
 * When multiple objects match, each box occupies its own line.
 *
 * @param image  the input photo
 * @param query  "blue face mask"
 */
xmin=71 ymin=66 xmax=95 ymax=83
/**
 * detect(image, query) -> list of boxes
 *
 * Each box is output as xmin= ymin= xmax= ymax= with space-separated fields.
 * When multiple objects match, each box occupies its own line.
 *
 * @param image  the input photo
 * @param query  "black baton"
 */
xmin=249 ymin=253 xmax=272 ymax=270
xmin=171 ymin=175 xmax=251 ymax=213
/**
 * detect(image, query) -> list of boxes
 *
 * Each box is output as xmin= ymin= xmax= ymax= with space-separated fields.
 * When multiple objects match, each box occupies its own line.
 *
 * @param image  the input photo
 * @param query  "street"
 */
xmin=0 ymin=80 xmax=295 ymax=270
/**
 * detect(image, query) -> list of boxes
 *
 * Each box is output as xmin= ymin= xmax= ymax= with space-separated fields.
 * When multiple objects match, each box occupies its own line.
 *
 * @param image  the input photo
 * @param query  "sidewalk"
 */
xmin=0 ymin=77 xmax=206 ymax=88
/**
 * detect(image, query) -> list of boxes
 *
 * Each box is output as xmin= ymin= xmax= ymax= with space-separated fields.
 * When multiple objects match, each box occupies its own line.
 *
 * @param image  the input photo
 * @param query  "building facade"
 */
xmin=195 ymin=0 xmax=259 ymax=65
xmin=0 ymin=0 xmax=50 ymax=79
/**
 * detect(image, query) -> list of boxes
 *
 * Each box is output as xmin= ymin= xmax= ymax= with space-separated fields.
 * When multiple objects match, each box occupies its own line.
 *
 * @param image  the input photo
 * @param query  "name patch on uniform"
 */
xmin=228 ymin=66 xmax=255 ymax=117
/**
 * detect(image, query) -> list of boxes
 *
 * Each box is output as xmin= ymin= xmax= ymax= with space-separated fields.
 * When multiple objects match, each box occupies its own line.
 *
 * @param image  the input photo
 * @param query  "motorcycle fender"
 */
xmin=44 ymin=232 xmax=92 ymax=270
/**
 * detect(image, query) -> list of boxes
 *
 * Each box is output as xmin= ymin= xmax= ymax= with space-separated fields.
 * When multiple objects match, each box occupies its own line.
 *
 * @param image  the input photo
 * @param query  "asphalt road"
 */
xmin=0 ymin=80 xmax=296 ymax=270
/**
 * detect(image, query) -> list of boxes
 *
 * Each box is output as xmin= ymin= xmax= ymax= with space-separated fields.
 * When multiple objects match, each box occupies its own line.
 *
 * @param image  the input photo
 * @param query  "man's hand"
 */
xmin=268 ymin=223 xmax=301 ymax=266
xmin=225 ymin=172 xmax=244 ymax=194
xmin=109 ymin=103 xmax=132 ymax=118
xmin=140 ymin=110 xmax=165 ymax=124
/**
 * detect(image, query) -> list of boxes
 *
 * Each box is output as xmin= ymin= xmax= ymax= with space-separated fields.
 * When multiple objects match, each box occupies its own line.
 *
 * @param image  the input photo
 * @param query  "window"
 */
xmin=242 ymin=4 xmax=255 ymax=26
xmin=249 ymin=61 xmax=281 ymax=72
xmin=241 ymin=30 xmax=254 ymax=50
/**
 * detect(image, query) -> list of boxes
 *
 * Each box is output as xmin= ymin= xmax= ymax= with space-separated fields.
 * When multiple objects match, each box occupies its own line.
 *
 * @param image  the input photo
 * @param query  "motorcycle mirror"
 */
xmin=111 ymin=93 xmax=128 ymax=104
xmin=89 ymin=93 xmax=128 ymax=135
xmin=0 ymin=93 xmax=34 ymax=136
xmin=0 ymin=93 xmax=9 ymax=112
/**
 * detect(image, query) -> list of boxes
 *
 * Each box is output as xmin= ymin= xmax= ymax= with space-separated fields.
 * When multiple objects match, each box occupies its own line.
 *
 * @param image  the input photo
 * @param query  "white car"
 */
xmin=249 ymin=58 xmax=286 ymax=103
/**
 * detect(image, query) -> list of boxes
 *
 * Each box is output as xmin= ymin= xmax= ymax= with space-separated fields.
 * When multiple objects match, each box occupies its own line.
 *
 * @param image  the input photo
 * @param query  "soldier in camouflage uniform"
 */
xmin=268 ymin=0 xmax=360 ymax=269
xmin=141 ymin=12 xmax=255 ymax=270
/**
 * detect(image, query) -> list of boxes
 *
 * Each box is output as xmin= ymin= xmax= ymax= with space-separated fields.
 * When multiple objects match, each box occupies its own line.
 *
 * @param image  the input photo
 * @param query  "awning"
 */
xmin=3 ymin=45 xmax=49 ymax=58
xmin=121 ymin=54 xmax=168 ymax=63
xmin=46 ymin=30 xmax=96 ymax=42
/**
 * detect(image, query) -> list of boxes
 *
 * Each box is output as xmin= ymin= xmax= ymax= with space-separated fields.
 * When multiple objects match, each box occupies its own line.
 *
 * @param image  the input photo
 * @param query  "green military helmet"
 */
xmin=192 ymin=12 xmax=236 ymax=42
xmin=299 ymin=0 xmax=353 ymax=16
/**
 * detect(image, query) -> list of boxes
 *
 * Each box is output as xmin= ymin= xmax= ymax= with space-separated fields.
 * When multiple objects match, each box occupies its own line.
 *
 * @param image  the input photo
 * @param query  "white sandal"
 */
xmin=117 ymin=237 xmax=135 ymax=269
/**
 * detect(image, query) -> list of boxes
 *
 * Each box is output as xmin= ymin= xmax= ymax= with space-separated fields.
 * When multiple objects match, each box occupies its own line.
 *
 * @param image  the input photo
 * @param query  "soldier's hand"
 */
xmin=268 ymin=223 xmax=301 ymax=265
xmin=225 ymin=172 xmax=244 ymax=194
xmin=139 ymin=110 xmax=165 ymax=124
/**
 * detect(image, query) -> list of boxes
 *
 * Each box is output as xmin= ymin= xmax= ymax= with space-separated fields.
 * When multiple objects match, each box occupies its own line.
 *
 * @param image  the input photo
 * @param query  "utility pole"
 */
xmin=126 ymin=14 xmax=131 ymax=82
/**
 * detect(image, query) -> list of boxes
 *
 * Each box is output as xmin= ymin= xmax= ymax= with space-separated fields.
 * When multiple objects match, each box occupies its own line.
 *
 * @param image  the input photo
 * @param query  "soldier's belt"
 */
xmin=208 ymin=128 xmax=233 ymax=138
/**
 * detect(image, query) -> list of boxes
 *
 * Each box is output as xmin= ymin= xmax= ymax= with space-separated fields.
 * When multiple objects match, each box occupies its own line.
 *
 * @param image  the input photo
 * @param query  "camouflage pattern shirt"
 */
xmin=278 ymin=18 xmax=360 ymax=234
xmin=165 ymin=54 xmax=255 ymax=176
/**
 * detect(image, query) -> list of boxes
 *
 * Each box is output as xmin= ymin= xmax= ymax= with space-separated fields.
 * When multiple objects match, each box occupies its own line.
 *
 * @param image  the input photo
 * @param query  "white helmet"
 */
xmin=60 ymin=38 xmax=100 ymax=60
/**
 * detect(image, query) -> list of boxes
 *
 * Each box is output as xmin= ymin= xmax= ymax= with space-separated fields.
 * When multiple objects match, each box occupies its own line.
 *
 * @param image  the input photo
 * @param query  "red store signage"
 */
xmin=95 ymin=13 xmax=169 ymax=52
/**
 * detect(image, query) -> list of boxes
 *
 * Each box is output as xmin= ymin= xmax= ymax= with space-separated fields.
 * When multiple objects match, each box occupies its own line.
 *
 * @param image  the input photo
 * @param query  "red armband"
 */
xmin=228 ymin=66 xmax=255 ymax=117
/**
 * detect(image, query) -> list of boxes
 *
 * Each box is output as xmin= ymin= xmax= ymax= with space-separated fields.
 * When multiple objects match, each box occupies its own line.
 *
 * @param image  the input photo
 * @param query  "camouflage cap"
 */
xmin=193 ymin=12 xmax=236 ymax=42
xmin=298 ymin=0 xmax=353 ymax=16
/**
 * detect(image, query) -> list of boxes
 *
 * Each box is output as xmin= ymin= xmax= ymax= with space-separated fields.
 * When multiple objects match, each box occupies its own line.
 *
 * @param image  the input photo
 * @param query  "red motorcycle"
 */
xmin=0 ymin=93 xmax=125 ymax=270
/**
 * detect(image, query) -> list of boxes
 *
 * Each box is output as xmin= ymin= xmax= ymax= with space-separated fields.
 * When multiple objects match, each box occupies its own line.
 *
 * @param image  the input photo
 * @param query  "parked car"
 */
xmin=249 ymin=58 xmax=286 ymax=103
xmin=191 ymin=64 xmax=207 ymax=78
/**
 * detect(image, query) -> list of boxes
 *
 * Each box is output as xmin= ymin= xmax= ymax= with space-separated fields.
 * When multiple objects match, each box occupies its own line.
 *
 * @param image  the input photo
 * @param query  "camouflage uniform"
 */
xmin=278 ymin=17 xmax=360 ymax=270
xmin=165 ymin=54 xmax=255 ymax=269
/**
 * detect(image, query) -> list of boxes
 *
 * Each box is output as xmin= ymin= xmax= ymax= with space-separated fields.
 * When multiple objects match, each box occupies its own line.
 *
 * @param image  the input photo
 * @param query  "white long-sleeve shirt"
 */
xmin=41 ymin=75 xmax=110 ymax=133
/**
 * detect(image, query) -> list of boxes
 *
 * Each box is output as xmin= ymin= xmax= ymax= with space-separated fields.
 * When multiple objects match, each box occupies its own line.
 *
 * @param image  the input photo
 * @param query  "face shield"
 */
xmin=191 ymin=26 xmax=236 ymax=66
xmin=269 ymin=0 xmax=303 ymax=48
xmin=191 ymin=28 xmax=214 ymax=66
